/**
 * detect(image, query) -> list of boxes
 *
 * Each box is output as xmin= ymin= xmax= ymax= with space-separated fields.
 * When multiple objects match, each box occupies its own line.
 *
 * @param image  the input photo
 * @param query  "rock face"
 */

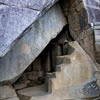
xmin=0 ymin=85 xmax=19 ymax=100
xmin=0 ymin=0 xmax=58 ymax=57
xmin=0 ymin=4 xmax=67 ymax=84
xmin=61 ymin=0 xmax=98 ymax=60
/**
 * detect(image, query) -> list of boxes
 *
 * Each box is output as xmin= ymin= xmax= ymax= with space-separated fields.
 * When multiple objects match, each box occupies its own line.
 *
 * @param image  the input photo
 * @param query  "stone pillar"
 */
xmin=51 ymin=43 xmax=62 ymax=71
xmin=40 ymin=47 xmax=51 ymax=75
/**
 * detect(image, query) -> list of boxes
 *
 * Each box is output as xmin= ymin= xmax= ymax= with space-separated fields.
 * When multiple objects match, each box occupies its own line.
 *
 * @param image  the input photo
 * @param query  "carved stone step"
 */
xmin=56 ymin=56 xmax=71 ymax=65
xmin=17 ymin=85 xmax=48 ymax=100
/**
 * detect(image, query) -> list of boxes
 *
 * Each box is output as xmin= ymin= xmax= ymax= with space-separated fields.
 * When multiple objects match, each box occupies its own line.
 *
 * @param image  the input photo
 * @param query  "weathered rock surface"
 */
xmin=0 ymin=4 xmax=66 ymax=84
xmin=0 ymin=85 xmax=19 ymax=100
xmin=0 ymin=0 xmax=58 ymax=57
xmin=62 ymin=0 xmax=98 ymax=60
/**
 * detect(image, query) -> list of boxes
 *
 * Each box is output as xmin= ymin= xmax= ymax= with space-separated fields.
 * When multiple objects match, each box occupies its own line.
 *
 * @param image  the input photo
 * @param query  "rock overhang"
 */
xmin=0 ymin=3 xmax=67 ymax=84
xmin=0 ymin=0 xmax=58 ymax=57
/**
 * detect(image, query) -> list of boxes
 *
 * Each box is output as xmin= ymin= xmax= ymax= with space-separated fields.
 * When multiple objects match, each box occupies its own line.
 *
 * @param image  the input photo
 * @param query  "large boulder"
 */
xmin=0 ymin=3 xmax=67 ymax=84
xmin=0 ymin=0 xmax=58 ymax=57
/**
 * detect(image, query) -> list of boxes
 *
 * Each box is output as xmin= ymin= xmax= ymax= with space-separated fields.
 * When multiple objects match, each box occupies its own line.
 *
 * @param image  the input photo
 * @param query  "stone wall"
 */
xmin=60 ymin=0 xmax=95 ymax=60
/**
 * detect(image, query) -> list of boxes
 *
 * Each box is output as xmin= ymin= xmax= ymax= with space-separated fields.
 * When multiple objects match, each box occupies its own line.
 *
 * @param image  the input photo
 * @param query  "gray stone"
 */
xmin=0 ymin=0 xmax=58 ymax=11
xmin=0 ymin=0 xmax=58 ymax=57
xmin=3 ymin=97 xmax=20 ymax=100
xmin=0 ymin=85 xmax=17 ymax=99
xmin=81 ymin=79 xmax=100 ymax=98
xmin=0 ymin=4 xmax=67 ymax=84
xmin=14 ymin=83 xmax=28 ymax=90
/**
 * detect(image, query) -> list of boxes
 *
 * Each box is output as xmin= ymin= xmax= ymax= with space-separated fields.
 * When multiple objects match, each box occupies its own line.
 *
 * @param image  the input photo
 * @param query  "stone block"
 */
xmin=56 ymin=56 xmax=71 ymax=65
xmin=0 ymin=0 xmax=58 ymax=57
xmin=0 ymin=85 xmax=17 ymax=100
xmin=0 ymin=3 xmax=67 ymax=84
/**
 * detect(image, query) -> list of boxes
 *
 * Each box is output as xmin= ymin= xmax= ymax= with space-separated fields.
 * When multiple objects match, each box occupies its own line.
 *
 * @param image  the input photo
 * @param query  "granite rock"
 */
xmin=0 ymin=4 xmax=66 ymax=84
xmin=0 ymin=0 xmax=58 ymax=57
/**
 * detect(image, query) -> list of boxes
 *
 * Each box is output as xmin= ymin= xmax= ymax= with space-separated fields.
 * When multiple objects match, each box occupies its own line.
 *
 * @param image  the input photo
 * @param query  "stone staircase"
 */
xmin=17 ymin=42 xmax=100 ymax=100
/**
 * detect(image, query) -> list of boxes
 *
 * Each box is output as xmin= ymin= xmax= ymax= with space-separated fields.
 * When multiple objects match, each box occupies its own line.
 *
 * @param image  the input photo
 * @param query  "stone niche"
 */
xmin=13 ymin=26 xmax=70 ymax=91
